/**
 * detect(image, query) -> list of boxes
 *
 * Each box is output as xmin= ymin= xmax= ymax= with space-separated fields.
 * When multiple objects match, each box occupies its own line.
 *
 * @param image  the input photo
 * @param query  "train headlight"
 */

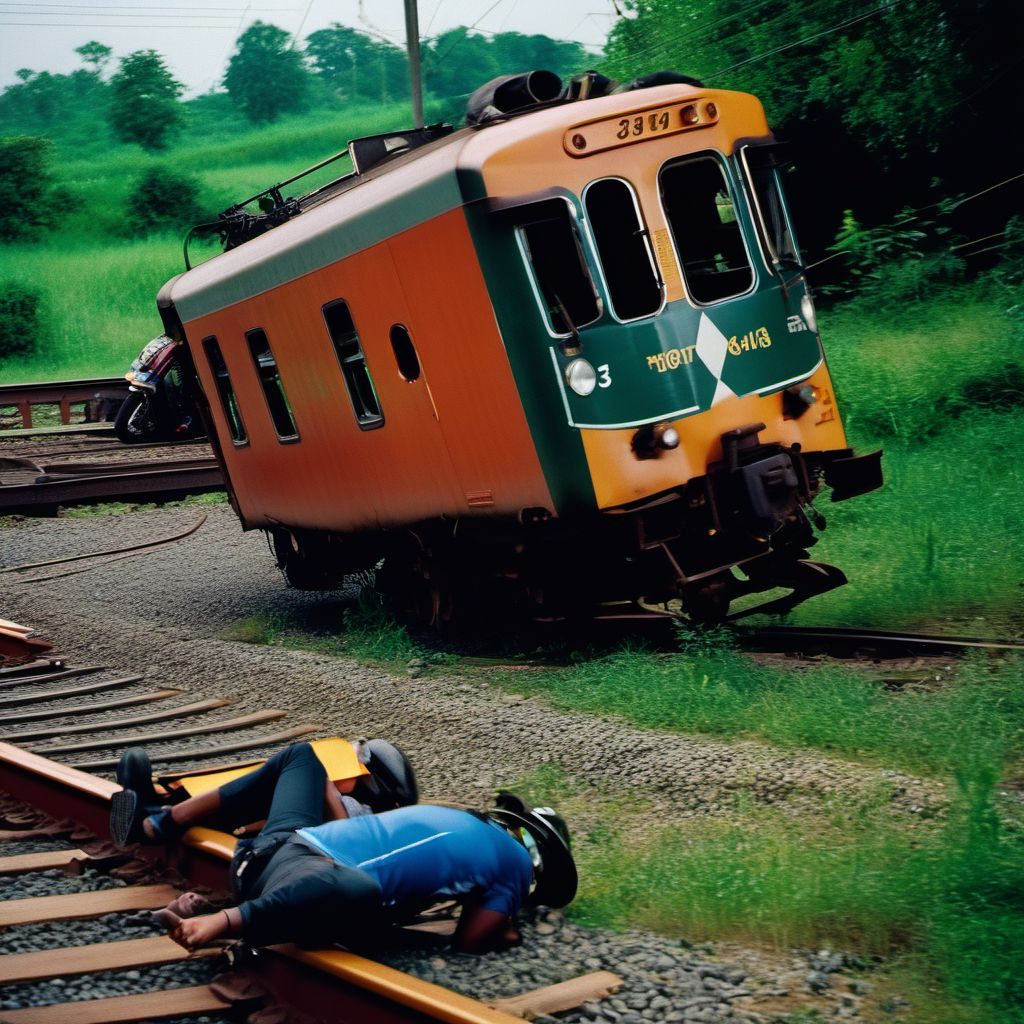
xmin=800 ymin=292 xmax=818 ymax=334
xmin=565 ymin=358 xmax=597 ymax=396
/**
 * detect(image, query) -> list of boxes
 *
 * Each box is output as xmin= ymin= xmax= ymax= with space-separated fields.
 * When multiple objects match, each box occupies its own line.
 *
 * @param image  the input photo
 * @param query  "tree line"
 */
xmin=0 ymin=24 xmax=588 ymax=151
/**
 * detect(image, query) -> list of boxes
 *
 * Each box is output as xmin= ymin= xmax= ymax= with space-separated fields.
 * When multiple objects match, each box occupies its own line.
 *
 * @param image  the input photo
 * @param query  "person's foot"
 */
xmin=164 ymin=892 xmax=212 ymax=919
xmin=109 ymin=787 xmax=148 ymax=847
xmin=115 ymin=748 xmax=159 ymax=806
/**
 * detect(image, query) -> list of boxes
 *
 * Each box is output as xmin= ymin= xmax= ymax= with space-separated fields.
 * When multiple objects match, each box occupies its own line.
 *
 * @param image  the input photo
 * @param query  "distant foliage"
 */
xmin=827 ymin=205 xmax=964 ymax=304
xmin=422 ymin=29 xmax=588 ymax=101
xmin=0 ymin=283 xmax=42 ymax=359
xmin=0 ymin=136 xmax=55 ymax=241
xmin=109 ymin=50 xmax=183 ymax=151
xmin=126 ymin=166 xmax=203 ymax=235
xmin=306 ymin=25 xmax=407 ymax=104
xmin=225 ymin=22 xmax=309 ymax=123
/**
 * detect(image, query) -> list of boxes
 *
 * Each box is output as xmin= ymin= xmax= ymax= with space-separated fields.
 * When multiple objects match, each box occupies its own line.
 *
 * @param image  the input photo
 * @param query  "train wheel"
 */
xmin=681 ymin=573 xmax=733 ymax=625
xmin=375 ymin=536 xmax=456 ymax=629
xmin=271 ymin=529 xmax=345 ymax=590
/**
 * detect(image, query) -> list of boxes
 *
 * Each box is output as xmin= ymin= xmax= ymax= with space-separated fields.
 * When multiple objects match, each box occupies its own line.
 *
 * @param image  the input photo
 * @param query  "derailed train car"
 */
xmin=157 ymin=71 xmax=882 ymax=624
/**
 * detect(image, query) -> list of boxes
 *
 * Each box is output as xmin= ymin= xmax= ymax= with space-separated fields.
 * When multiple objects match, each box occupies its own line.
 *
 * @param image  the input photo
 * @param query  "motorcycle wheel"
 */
xmin=114 ymin=391 xmax=161 ymax=444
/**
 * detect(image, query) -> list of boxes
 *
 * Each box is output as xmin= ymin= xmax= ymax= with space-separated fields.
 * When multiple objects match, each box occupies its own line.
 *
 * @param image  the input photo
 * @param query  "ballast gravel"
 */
xmin=0 ymin=505 xmax=916 ymax=1020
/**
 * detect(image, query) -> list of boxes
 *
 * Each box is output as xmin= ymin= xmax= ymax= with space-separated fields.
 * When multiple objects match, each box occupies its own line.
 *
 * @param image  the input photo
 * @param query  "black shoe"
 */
xmin=116 ymin=748 xmax=159 ymax=806
xmin=110 ymin=787 xmax=147 ymax=847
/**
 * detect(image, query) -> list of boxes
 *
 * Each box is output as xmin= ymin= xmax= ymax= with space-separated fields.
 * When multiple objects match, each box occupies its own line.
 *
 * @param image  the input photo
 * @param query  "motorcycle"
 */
xmin=114 ymin=334 xmax=204 ymax=444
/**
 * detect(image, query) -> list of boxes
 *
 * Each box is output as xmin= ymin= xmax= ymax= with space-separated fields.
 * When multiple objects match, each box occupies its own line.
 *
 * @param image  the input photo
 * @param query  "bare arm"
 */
xmin=452 ymin=896 xmax=520 ymax=954
xmin=323 ymin=778 xmax=350 ymax=821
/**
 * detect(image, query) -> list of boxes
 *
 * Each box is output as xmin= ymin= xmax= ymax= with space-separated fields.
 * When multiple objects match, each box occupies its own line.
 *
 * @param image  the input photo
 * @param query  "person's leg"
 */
xmin=114 ymin=742 xmax=327 ymax=847
xmin=217 ymin=742 xmax=328 ymax=835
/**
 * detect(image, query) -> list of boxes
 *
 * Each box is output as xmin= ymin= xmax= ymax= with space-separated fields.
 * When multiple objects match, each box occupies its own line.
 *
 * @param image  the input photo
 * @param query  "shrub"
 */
xmin=0 ymin=136 xmax=54 ymax=242
xmin=0 ymin=283 xmax=42 ymax=359
xmin=126 ymin=166 xmax=204 ymax=236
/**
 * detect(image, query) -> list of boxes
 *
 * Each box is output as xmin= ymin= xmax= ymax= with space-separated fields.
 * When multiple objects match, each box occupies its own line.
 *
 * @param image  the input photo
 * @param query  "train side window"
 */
xmin=659 ymin=156 xmax=754 ymax=304
xmin=389 ymin=324 xmax=420 ymax=382
xmin=322 ymin=300 xmax=384 ymax=430
xmin=583 ymin=178 xmax=663 ymax=321
xmin=245 ymin=328 xmax=299 ymax=442
xmin=515 ymin=198 xmax=601 ymax=336
xmin=201 ymin=335 xmax=246 ymax=445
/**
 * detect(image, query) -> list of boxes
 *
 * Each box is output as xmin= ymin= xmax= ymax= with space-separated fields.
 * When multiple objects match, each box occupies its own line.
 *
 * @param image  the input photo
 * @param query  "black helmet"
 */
xmin=488 ymin=792 xmax=577 ymax=909
xmin=351 ymin=739 xmax=419 ymax=812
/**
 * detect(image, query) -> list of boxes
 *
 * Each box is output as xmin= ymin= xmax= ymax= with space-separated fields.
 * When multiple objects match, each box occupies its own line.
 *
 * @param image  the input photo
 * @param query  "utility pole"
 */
xmin=404 ymin=0 xmax=424 ymax=129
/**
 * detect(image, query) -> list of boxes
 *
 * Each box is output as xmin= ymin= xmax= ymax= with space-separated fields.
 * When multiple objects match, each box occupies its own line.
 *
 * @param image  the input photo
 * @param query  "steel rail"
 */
xmin=1 ymin=515 xmax=207 ymax=575
xmin=0 ymin=743 xmax=522 ymax=1024
xmin=0 ymin=460 xmax=223 ymax=512
xmin=741 ymin=625 xmax=1024 ymax=654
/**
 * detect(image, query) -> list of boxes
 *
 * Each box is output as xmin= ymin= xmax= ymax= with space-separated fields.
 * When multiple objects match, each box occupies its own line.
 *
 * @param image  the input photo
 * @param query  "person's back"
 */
xmin=295 ymin=804 xmax=533 ymax=916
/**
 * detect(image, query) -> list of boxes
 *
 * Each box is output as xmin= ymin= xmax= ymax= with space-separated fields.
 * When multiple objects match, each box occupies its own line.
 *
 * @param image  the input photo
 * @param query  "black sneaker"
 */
xmin=110 ymin=787 xmax=147 ymax=847
xmin=115 ymin=748 xmax=159 ymax=806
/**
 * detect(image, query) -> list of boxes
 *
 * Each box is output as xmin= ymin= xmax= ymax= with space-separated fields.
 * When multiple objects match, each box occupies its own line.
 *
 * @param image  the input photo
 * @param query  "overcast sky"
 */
xmin=0 ymin=0 xmax=618 ymax=96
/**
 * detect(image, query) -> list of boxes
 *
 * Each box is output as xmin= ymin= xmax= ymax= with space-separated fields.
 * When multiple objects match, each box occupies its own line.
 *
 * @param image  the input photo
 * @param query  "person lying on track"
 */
xmin=110 ymin=741 xmax=576 ymax=955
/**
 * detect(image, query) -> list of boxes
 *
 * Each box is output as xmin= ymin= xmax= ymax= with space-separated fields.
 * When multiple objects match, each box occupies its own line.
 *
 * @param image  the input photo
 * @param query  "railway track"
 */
xmin=0 ymin=656 xmax=619 ymax=1023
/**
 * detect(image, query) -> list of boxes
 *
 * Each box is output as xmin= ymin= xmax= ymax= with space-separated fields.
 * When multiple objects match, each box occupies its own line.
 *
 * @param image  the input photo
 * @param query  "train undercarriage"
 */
xmin=269 ymin=426 xmax=882 ymax=627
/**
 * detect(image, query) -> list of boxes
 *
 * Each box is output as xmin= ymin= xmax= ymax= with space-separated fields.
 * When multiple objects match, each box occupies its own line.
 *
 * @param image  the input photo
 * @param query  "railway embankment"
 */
xmin=2 ymin=502 xmax=1018 ymax=1023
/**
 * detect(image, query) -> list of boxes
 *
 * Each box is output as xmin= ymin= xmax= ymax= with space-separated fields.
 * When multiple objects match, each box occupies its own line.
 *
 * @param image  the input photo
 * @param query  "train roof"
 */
xmin=165 ymin=82 xmax=757 ymax=324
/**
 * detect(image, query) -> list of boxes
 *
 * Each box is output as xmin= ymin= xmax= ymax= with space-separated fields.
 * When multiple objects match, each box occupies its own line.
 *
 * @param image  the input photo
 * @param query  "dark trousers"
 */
xmin=218 ymin=742 xmax=382 ymax=948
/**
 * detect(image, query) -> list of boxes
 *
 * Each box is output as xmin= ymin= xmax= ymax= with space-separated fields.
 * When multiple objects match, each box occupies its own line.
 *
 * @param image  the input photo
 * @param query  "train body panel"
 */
xmin=183 ymin=207 xmax=554 ymax=532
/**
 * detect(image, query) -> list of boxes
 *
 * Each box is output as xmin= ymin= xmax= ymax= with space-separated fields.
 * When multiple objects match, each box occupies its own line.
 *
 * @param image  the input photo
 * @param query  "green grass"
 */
xmin=514 ymin=764 xmax=1024 ymax=1024
xmin=0 ymin=237 xmax=182 ymax=381
xmin=221 ymin=594 xmax=430 ymax=668
xmin=493 ymin=643 xmax=1024 ymax=779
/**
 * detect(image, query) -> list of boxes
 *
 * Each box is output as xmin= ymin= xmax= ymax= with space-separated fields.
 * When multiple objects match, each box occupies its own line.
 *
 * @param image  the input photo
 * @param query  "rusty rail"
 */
xmin=0 ymin=743 xmax=522 ymax=1024
xmin=0 ymin=378 xmax=128 ymax=431
xmin=0 ymin=459 xmax=223 ymax=512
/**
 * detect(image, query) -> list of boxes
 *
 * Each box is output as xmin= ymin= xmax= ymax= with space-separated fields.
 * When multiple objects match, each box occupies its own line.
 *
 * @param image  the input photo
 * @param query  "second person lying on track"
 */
xmin=110 ymin=741 xmax=576 ymax=955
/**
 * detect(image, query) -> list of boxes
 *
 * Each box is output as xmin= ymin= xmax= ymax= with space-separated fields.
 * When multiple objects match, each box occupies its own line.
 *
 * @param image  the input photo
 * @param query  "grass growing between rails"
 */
xmin=221 ymin=594 xmax=439 ymax=669
xmin=492 ymin=641 xmax=1024 ymax=780
xmin=514 ymin=765 xmax=1024 ymax=1024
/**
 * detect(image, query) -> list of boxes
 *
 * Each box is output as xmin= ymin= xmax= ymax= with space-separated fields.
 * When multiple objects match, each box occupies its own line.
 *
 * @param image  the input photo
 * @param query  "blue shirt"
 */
xmin=296 ymin=805 xmax=533 ymax=916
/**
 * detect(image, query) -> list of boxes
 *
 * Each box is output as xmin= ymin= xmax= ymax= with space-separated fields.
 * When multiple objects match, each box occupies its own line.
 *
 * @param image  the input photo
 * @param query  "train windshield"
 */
xmin=515 ymin=198 xmax=601 ymax=337
xmin=583 ymin=178 xmax=664 ymax=321
xmin=659 ymin=155 xmax=754 ymax=304
xmin=741 ymin=145 xmax=800 ymax=270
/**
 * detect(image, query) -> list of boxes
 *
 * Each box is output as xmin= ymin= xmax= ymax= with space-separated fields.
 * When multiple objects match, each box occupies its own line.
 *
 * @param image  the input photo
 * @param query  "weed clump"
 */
xmin=0 ymin=283 xmax=42 ymax=359
xmin=126 ymin=165 xmax=204 ymax=236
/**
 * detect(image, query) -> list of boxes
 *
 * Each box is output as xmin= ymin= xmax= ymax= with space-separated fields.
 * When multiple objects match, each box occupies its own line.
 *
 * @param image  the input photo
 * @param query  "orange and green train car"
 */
xmin=156 ymin=71 xmax=882 ymax=623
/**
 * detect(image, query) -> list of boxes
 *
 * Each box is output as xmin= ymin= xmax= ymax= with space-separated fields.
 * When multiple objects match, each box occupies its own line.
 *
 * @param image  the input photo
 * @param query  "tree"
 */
xmin=108 ymin=50 xmax=183 ymax=151
xmin=126 ymin=166 xmax=204 ymax=236
xmin=224 ymin=22 xmax=309 ymax=123
xmin=74 ymin=41 xmax=112 ymax=77
xmin=0 ymin=136 xmax=55 ymax=241
xmin=305 ymin=24 xmax=406 ymax=104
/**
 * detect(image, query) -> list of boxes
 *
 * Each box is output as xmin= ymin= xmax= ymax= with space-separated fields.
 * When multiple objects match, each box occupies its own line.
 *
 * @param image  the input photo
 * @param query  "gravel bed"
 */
xmin=376 ymin=909 xmax=874 ymax=1023
xmin=0 ymin=505 xmax=916 ymax=1020
xmin=0 ymin=837 xmax=79 ymax=855
xmin=0 ymin=867 xmax=126 ymax=901
xmin=0 ymin=909 xmax=162 ymax=954
xmin=0 ymin=960 xmax=225 ymax=1011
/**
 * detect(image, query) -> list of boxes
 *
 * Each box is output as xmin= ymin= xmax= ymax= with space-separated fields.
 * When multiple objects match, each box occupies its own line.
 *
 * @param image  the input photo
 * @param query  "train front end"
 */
xmin=462 ymin=82 xmax=882 ymax=620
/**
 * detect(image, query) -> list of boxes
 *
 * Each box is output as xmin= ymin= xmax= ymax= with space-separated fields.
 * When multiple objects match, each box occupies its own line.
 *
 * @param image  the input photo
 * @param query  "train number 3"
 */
xmin=597 ymin=364 xmax=612 ymax=388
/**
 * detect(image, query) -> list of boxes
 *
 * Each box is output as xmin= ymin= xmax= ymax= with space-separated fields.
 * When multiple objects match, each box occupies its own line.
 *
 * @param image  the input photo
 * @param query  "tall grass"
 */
xmin=0 ymin=237 xmax=182 ymax=381
xmin=495 ymin=646 xmax=1024 ymax=778
xmin=515 ymin=756 xmax=1024 ymax=1024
